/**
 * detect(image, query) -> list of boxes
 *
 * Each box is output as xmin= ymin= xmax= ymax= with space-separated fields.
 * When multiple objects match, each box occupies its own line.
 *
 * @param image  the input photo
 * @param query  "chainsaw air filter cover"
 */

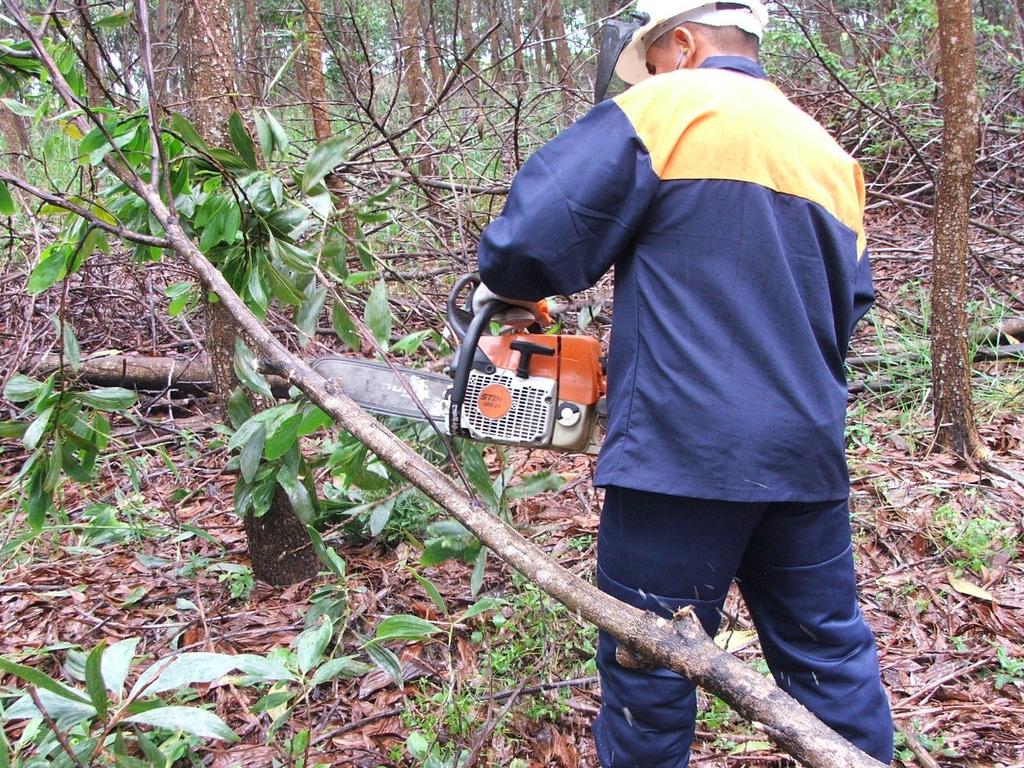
xmin=460 ymin=368 xmax=556 ymax=445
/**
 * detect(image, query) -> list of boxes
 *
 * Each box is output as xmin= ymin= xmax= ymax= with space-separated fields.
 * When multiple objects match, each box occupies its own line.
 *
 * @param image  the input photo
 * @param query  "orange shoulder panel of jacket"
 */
xmin=615 ymin=68 xmax=867 ymax=255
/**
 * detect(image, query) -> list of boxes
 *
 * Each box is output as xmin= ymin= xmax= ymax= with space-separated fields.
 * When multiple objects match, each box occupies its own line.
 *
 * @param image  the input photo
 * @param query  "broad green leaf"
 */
xmin=308 ymin=656 xmax=373 ymax=686
xmin=26 ymin=464 xmax=53 ymax=531
xmin=227 ymin=413 xmax=265 ymax=452
xmin=363 ymin=641 xmax=403 ymax=688
xmin=411 ymin=571 xmax=448 ymax=617
xmin=120 ymin=587 xmax=147 ymax=607
xmin=264 ymin=413 xmax=301 ymax=461
xmin=43 ymin=436 xmax=63 ymax=491
xmin=297 ymin=406 xmax=331 ymax=436
xmin=0 ymin=719 xmax=10 ymax=768
xmin=0 ymin=421 xmax=28 ymax=438
xmin=459 ymin=442 xmax=496 ymax=507
xmin=220 ymin=202 xmax=242 ymax=246
xmin=291 ymin=728 xmax=310 ymax=757
xmin=0 ymin=180 xmax=15 ymax=215
xmin=277 ymin=456 xmax=316 ymax=522
xmin=301 ymin=136 xmax=347 ymax=193
xmin=354 ymin=209 xmax=389 ymax=224
xmin=372 ymin=615 xmax=441 ymax=644
xmin=254 ymin=111 xmax=273 ymax=158
xmin=307 ymin=526 xmax=346 ymax=578
xmin=331 ymin=300 xmax=361 ymax=350
xmin=233 ymin=339 xmax=273 ymax=400
xmin=251 ymin=690 xmax=294 ymax=713
xmin=295 ymin=618 xmax=333 ymax=675
xmin=207 ymin=147 xmax=249 ymax=171
xmin=3 ymin=373 xmax=42 ymax=403
xmin=85 ymin=640 xmax=109 ymax=718
xmin=407 ymin=731 xmax=430 ymax=760
xmin=3 ymin=689 xmax=96 ymax=722
xmin=263 ymin=259 xmax=304 ymax=306
xmin=460 ymin=597 xmax=505 ymax=621
xmin=272 ymin=238 xmax=315 ymax=274
xmin=228 ymin=112 xmax=257 ymax=169
xmin=322 ymin=232 xmax=348 ymax=278
xmin=1 ymin=97 xmax=35 ymax=117
xmin=95 ymin=9 xmax=133 ymax=29
xmin=239 ymin=423 xmax=265 ymax=483
xmin=0 ymin=657 xmax=91 ymax=704
xmin=264 ymin=110 xmax=289 ymax=156
xmin=135 ymin=730 xmax=166 ymax=767
xmin=364 ymin=281 xmax=392 ymax=346
xmin=123 ymin=705 xmax=237 ymax=742
xmin=234 ymin=654 xmax=297 ymax=682
xmin=23 ymin=406 xmax=53 ymax=450
xmin=27 ymin=245 xmax=69 ymax=294
xmin=56 ymin=318 xmax=81 ymax=373
xmin=296 ymin=283 xmax=327 ymax=346
xmin=506 ymin=471 xmax=564 ymax=500
xmin=471 ymin=547 xmax=488 ymax=596
xmin=308 ymin=189 xmax=333 ymax=219
xmin=168 ymin=113 xmax=209 ymax=152
xmin=76 ymin=387 xmax=137 ymax=411
xmin=393 ymin=330 xmax=432 ymax=354
xmin=227 ymin=386 xmax=253 ymax=429
xmin=78 ymin=125 xmax=109 ymax=156
xmin=129 ymin=652 xmax=243 ymax=698
xmin=367 ymin=497 xmax=395 ymax=537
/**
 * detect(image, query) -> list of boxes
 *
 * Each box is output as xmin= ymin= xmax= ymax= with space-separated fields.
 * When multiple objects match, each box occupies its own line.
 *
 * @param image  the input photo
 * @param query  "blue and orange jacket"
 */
xmin=477 ymin=56 xmax=874 ymax=502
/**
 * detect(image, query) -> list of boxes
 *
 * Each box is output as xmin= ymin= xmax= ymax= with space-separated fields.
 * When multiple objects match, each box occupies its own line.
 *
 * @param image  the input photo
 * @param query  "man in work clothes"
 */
xmin=473 ymin=0 xmax=894 ymax=764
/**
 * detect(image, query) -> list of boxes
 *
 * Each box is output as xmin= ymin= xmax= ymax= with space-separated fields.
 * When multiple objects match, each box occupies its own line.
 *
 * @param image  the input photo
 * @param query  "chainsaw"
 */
xmin=310 ymin=275 xmax=607 ymax=454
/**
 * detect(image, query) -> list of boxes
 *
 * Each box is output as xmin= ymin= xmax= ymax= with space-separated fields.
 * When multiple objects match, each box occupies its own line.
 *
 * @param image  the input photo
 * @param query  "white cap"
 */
xmin=614 ymin=0 xmax=769 ymax=85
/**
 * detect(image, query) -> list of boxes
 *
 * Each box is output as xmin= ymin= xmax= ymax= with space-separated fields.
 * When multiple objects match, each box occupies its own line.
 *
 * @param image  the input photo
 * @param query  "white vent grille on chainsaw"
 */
xmin=462 ymin=370 xmax=555 ymax=445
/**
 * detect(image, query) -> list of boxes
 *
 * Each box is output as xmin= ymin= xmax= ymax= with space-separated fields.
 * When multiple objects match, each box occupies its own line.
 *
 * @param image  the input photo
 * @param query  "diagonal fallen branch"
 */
xmin=3 ymin=3 xmax=886 ymax=764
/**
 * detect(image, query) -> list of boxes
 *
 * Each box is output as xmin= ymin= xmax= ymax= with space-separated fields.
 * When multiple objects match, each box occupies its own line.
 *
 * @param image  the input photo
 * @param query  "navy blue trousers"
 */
xmin=593 ymin=487 xmax=893 ymax=767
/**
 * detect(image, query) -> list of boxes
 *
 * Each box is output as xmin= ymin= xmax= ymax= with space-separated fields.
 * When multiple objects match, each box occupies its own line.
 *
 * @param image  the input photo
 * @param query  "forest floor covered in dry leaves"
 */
xmin=2 ymin=213 xmax=1023 ymax=767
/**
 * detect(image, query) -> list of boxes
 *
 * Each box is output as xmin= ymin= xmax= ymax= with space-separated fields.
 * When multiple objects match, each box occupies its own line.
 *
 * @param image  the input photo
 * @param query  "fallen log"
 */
xmin=24 ymin=354 xmax=289 ymax=397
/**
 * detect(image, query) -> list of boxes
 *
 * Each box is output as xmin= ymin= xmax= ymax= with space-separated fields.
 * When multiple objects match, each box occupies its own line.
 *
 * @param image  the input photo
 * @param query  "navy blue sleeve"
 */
xmin=477 ymin=101 xmax=660 ymax=301
xmin=850 ymin=250 xmax=875 ymax=332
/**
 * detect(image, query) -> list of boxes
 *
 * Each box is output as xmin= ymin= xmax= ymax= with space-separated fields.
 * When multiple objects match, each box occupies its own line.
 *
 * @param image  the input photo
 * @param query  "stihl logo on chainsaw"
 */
xmin=477 ymin=383 xmax=513 ymax=420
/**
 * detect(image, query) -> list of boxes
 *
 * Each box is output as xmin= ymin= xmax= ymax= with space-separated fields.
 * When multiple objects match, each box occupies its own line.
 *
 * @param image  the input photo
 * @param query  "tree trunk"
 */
xmin=401 ymin=0 xmax=433 ymax=176
xmin=179 ymin=0 xmax=318 ymax=584
xmin=80 ymin=11 xmax=105 ymax=107
xmin=0 ymin=101 xmax=29 ymax=175
xmin=303 ymin=0 xmax=332 ymax=143
xmin=243 ymin=0 xmax=265 ymax=104
xmin=817 ymin=0 xmax=845 ymax=64
xmin=930 ymin=0 xmax=985 ymax=460
xmin=421 ymin=0 xmax=445 ymax=94
xmin=488 ymin=0 xmax=503 ymax=82
xmin=509 ymin=0 xmax=525 ymax=82
xmin=548 ymin=0 xmax=569 ymax=82
xmin=540 ymin=5 xmax=555 ymax=79
xmin=459 ymin=0 xmax=475 ymax=71
xmin=177 ymin=0 xmax=241 ymax=146
xmin=152 ymin=0 xmax=173 ymax=105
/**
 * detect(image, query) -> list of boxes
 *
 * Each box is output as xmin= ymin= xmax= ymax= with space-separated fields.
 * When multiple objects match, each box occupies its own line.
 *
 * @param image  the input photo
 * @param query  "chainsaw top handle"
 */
xmin=448 ymin=276 xmax=507 ymax=419
xmin=446 ymin=273 xmax=480 ymax=342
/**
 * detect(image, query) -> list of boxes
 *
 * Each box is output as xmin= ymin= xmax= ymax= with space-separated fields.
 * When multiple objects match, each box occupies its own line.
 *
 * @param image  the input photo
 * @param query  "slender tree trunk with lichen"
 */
xmin=930 ymin=0 xmax=986 ymax=460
